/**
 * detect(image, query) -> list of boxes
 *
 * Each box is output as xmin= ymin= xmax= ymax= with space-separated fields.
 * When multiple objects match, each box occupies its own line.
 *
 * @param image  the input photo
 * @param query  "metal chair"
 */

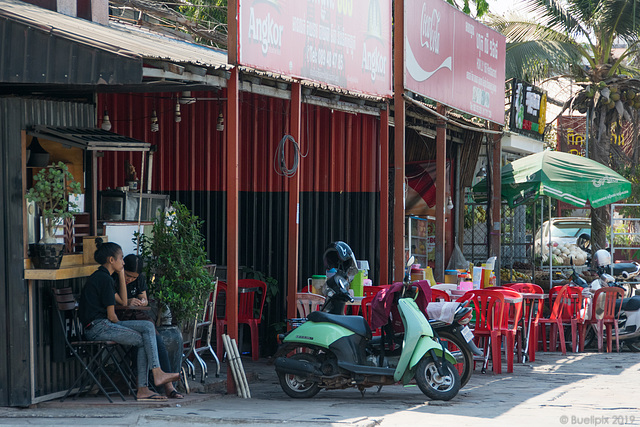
xmin=52 ymin=287 xmax=134 ymax=402
xmin=193 ymin=278 xmax=221 ymax=380
xmin=182 ymin=273 xmax=221 ymax=383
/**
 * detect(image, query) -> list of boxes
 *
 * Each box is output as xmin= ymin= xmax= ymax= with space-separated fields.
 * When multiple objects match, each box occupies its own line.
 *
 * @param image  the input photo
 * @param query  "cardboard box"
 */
xmin=83 ymin=236 xmax=107 ymax=265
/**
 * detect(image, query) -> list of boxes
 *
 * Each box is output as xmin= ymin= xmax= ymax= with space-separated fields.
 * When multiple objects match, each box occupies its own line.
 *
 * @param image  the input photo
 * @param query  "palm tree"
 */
xmin=487 ymin=0 xmax=640 ymax=252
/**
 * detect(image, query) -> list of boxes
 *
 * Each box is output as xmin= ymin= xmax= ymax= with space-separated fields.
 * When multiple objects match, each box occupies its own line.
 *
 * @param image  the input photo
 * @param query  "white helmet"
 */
xmin=593 ymin=249 xmax=611 ymax=268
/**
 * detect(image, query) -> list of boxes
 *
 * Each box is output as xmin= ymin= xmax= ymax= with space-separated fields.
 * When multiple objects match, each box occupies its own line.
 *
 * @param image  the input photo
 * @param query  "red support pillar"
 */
xmin=435 ymin=103 xmax=447 ymax=282
xmin=380 ymin=104 xmax=389 ymax=285
xmin=393 ymin=0 xmax=405 ymax=282
xmin=287 ymin=82 xmax=302 ymax=321
xmin=226 ymin=0 xmax=239 ymax=395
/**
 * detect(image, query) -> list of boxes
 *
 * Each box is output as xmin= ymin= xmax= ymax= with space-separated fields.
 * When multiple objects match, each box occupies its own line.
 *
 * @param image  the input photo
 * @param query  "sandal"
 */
xmin=137 ymin=393 xmax=168 ymax=402
xmin=168 ymin=389 xmax=184 ymax=399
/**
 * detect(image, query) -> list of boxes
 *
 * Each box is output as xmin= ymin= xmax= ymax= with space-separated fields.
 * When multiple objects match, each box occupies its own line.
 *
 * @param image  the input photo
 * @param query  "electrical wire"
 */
xmin=274 ymin=134 xmax=305 ymax=177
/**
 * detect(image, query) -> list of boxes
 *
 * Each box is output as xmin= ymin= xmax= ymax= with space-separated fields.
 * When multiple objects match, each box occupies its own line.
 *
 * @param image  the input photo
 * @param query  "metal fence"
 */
xmin=463 ymin=197 xmax=534 ymax=281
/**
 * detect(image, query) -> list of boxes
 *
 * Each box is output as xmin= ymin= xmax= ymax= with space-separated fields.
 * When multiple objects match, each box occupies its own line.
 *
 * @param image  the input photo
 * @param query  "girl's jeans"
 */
xmin=85 ymin=319 xmax=160 ymax=388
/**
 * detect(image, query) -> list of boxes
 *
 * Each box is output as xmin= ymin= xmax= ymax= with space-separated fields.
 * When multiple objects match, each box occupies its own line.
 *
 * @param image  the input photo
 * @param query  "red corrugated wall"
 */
xmin=97 ymin=91 xmax=380 ymax=194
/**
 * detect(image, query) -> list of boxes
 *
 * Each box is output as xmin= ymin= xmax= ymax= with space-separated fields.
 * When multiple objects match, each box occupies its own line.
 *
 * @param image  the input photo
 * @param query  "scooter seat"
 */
xmin=308 ymin=311 xmax=372 ymax=339
xmin=616 ymin=296 xmax=640 ymax=312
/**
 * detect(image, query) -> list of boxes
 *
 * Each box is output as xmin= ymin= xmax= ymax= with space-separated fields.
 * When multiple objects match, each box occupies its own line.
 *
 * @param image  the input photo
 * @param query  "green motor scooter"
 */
xmin=274 ymin=252 xmax=461 ymax=401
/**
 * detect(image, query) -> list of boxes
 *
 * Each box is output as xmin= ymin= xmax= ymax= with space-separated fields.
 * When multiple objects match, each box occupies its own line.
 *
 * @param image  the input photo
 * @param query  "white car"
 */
xmin=534 ymin=217 xmax=591 ymax=265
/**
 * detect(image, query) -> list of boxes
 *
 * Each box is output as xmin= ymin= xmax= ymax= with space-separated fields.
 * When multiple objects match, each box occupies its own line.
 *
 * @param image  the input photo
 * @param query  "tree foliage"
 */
xmin=485 ymin=0 xmax=640 ymax=251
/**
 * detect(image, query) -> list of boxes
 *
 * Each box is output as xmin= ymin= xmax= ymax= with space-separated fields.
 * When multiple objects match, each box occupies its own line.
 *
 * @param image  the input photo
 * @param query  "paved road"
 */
xmin=1 ymin=351 xmax=639 ymax=426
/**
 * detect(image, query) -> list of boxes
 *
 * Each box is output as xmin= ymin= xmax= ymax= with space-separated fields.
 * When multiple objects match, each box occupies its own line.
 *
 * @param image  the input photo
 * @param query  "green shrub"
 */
xmin=136 ymin=202 xmax=211 ymax=325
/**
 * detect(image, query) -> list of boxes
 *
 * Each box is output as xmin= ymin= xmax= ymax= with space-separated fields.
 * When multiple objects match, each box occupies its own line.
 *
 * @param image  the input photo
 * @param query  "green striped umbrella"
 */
xmin=473 ymin=150 xmax=632 ymax=208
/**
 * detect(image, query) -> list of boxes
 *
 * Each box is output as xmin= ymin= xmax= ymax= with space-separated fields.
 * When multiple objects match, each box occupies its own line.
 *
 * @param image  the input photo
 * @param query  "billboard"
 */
xmin=557 ymin=116 xmax=632 ymax=157
xmin=238 ymin=0 xmax=392 ymax=97
xmin=509 ymin=79 xmax=546 ymax=140
xmin=404 ymin=0 xmax=506 ymax=124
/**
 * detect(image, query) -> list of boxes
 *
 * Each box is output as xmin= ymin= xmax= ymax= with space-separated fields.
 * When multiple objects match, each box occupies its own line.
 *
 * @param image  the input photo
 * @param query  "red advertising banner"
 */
xmin=556 ymin=116 xmax=633 ymax=213
xmin=238 ymin=0 xmax=392 ymax=98
xmin=404 ymin=0 xmax=506 ymax=124
xmin=557 ymin=116 xmax=633 ymax=157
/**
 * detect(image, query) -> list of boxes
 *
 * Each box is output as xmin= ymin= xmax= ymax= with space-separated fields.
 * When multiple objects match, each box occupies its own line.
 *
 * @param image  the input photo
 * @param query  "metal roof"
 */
xmin=0 ymin=0 xmax=229 ymax=72
xmin=30 ymin=126 xmax=151 ymax=152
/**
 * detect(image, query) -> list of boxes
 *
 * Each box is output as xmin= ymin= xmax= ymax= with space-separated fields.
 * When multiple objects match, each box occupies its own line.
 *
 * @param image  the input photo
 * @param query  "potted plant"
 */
xmin=136 ymin=202 xmax=212 ymax=326
xmin=26 ymin=161 xmax=82 ymax=269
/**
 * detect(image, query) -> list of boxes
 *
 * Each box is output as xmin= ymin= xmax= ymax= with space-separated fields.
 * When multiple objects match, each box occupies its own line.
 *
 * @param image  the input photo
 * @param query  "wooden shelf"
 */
xmin=24 ymin=264 xmax=98 ymax=280
xmin=24 ymin=254 xmax=99 ymax=280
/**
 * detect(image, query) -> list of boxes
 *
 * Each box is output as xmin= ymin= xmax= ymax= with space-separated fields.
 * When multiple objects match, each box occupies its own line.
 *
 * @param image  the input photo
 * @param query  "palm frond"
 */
xmin=487 ymin=15 xmax=574 ymax=43
xmin=595 ymin=0 xmax=640 ymax=42
xmin=522 ymin=0 xmax=588 ymax=39
xmin=505 ymin=40 xmax=584 ymax=82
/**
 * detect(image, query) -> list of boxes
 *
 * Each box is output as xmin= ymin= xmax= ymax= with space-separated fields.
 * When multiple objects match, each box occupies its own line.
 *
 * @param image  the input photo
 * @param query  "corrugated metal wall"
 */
xmin=0 ymin=97 xmax=95 ymax=406
xmin=97 ymin=90 xmax=382 ymax=354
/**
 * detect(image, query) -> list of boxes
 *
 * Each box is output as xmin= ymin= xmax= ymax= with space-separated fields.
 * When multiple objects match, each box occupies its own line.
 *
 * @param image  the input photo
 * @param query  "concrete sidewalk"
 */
xmin=1 ymin=351 xmax=640 ymax=426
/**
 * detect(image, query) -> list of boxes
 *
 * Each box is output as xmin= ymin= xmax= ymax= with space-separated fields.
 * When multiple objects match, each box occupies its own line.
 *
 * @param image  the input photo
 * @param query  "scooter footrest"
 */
xmin=337 ymin=361 xmax=395 ymax=376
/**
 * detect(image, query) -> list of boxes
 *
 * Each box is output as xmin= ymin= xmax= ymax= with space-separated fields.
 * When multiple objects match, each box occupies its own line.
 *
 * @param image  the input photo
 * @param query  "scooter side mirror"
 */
xmin=406 ymin=256 xmax=415 ymax=269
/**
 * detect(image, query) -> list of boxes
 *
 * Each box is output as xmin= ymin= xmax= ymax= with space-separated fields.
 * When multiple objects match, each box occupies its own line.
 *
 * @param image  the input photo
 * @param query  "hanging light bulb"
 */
xmin=447 ymin=196 xmax=454 ymax=210
xmin=216 ymin=111 xmax=224 ymax=132
xmin=101 ymin=109 xmax=112 ymax=131
xmin=150 ymin=110 xmax=159 ymax=132
xmin=174 ymin=101 xmax=181 ymax=123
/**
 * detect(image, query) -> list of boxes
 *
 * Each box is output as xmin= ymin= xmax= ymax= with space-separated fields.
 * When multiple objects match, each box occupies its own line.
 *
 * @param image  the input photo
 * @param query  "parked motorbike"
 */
xmin=274 ymin=244 xmax=461 ymax=400
xmin=581 ymin=250 xmax=640 ymax=351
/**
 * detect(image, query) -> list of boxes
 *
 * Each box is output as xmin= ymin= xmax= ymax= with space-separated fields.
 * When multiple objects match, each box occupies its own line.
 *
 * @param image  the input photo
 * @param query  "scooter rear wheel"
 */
xmin=415 ymin=356 xmax=461 ymax=401
xmin=436 ymin=330 xmax=473 ymax=387
xmin=277 ymin=353 xmax=321 ymax=398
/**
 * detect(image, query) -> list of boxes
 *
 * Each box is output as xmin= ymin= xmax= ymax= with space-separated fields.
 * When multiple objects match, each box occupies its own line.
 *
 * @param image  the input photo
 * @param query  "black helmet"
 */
xmin=323 ymin=241 xmax=357 ymax=276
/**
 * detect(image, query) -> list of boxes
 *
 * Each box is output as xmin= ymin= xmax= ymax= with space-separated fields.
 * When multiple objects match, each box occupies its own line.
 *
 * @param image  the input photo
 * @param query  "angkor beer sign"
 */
xmin=404 ymin=0 xmax=506 ymax=124
xmin=557 ymin=116 xmax=632 ymax=157
xmin=238 ymin=0 xmax=392 ymax=97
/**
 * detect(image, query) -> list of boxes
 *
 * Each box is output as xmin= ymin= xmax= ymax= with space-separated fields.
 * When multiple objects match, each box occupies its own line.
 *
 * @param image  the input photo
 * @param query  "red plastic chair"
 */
xmin=215 ymin=279 xmax=267 ymax=361
xmin=296 ymin=293 xmax=325 ymax=318
xmin=457 ymin=289 xmax=505 ymax=374
xmin=538 ymin=285 xmax=570 ymax=354
xmin=429 ymin=289 xmax=451 ymax=302
xmin=487 ymin=287 xmax=523 ymax=370
xmin=360 ymin=295 xmax=381 ymax=336
xmin=549 ymin=285 xmax=585 ymax=352
xmin=579 ymin=287 xmax=625 ymax=353
xmin=362 ymin=285 xmax=390 ymax=298
xmin=509 ymin=283 xmax=544 ymax=362
xmin=508 ymin=283 xmax=544 ymax=294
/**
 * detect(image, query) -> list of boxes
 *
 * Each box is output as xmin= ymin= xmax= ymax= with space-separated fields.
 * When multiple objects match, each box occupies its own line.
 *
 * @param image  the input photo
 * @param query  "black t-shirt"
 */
xmin=111 ymin=272 xmax=148 ymax=300
xmin=79 ymin=266 xmax=117 ymax=326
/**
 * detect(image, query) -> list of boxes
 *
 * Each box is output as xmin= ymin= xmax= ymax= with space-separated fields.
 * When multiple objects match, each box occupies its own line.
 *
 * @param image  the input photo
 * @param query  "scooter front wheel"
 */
xmin=415 ymin=356 xmax=461 ymax=401
xmin=626 ymin=337 xmax=640 ymax=352
xmin=277 ymin=353 xmax=321 ymax=398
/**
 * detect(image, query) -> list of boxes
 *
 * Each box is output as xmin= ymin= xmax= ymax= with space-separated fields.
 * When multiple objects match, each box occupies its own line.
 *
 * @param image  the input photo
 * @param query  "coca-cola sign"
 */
xmin=404 ymin=0 xmax=506 ymax=124
xmin=238 ymin=0 xmax=392 ymax=98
